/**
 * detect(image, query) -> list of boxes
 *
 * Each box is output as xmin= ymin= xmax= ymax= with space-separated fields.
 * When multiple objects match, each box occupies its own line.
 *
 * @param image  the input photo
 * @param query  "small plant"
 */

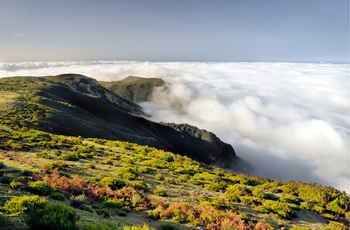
xmin=95 ymin=208 xmax=111 ymax=218
xmin=131 ymin=180 xmax=148 ymax=190
xmin=70 ymin=194 xmax=88 ymax=208
xmin=165 ymin=177 xmax=176 ymax=184
xmin=51 ymin=192 xmax=65 ymax=201
xmin=44 ymin=161 xmax=68 ymax=170
xmin=147 ymin=209 xmax=160 ymax=219
xmin=177 ymin=174 xmax=190 ymax=182
xmin=27 ymin=181 xmax=53 ymax=196
xmin=86 ymin=163 xmax=96 ymax=169
xmin=123 ymin=224 xmax=155 ymax=230
xmin=104 ymin=198 xmax=124 ymax=208
xmin=81 ymin=204 xmax=94 ymax=213
xmin=24 ymin=202 xmax=80 ymax=230
xmin=153 ymin=188 xmax=167 ymax=197
xmin=10 ymin=181 xmax=23 ymax=189
xmin=59 ymin=152 xmax=79 ymax=161
xmin=155 ymin=173 xmax=164 ymax=181
xmin=131 ymin=195 xmax=143 ymax=208
xmin=4 ymin=195 xmax=47 ymax=214
xmin=36 ymin=151 xmax=51 ymax=159
xmin=100 ymin=177 xmax=126 ymax=190
xmin=115 ymin=208 xmax=127 ymax=216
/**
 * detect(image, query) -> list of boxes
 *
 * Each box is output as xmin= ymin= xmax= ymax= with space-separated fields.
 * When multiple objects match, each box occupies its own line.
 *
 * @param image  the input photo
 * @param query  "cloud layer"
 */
xmin=1 ymin=61 xmax=348 ymax=192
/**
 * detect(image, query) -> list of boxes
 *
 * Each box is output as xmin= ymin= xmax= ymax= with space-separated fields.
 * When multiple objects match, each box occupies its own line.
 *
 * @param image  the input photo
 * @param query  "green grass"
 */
xmin=0 ymin=91 xmax=19 ymax=114
xmin=0 ymin=128 xmax=348 ymax=229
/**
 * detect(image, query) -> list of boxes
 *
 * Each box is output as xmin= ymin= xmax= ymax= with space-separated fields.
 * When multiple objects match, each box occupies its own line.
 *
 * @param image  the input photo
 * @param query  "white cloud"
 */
xmin=0 ymin=61 xmax=348 ymax=192
xmin=12 ymin=33 xmax=23 ymax=37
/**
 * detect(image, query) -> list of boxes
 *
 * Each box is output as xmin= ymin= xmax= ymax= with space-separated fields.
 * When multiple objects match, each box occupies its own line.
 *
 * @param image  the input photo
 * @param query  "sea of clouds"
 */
xmin=0 ymin=61 xmax=348 ymax=192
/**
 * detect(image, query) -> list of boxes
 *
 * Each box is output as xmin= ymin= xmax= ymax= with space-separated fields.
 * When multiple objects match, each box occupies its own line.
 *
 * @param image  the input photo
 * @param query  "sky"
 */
xmin=0 ymin=0 xmax=349 ymax=63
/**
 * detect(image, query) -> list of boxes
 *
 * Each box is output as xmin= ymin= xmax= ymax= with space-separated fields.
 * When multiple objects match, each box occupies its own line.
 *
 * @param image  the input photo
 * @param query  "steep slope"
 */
xmin=0 ymin=74 xmax=238 ymax=168
xmin=99 ymin=76 xmax=165 ymax=103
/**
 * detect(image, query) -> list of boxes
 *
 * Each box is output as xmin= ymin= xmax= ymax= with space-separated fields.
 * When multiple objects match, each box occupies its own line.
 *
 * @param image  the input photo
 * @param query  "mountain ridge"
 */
xmin=0 ymin=74 xmax=242 ymax=170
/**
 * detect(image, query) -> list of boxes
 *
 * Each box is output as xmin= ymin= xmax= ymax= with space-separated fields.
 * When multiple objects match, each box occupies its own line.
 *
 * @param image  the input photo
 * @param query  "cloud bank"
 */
xmin=0 ymin=61 xmax=348 ymax=192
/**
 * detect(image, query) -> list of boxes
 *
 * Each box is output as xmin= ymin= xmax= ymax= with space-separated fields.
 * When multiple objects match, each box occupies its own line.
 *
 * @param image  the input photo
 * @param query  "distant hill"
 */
xmin=0 ymin=74 xmax=241 ymax=169
xmin=99 ymin=76 xmax=165 ymax=103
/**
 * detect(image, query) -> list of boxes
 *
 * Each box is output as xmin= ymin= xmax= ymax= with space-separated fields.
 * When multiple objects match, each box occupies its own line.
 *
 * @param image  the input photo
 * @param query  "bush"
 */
xmin=59 ymin=153 xmax=79 ymax=161
xmin=137 ymin=166 xmax=152 ymax=174
xmin=27 ymin=181 xmax=53 ymax=196
xmin=100 ymin=177 xmax=126 ymax=190
xmin=153 ymin=188 xmax=167 ymax=197
xmin=115 ymin=208 xmax=127 ymax=216
xmin=24 ymin=202 xmax=80 ymax=230
xmin=116 ymin=167 xmax=138 ymax=180
xmin=51 ymin=192 xmax=65 ymax=201
xmin=70 ymin=194 xmax=88 ymax=208
xmin=86 ymin=163 xmax=96 ymax=169
xmin=131 ymin=195 xmax=143 ymax=208
xmin=155 ymin=173 xmax=164 ymax=181
xmin=81 ymin=204 xmax=94 ymax=213
xmin=165 ymin=178 xmax=176 ymax=185
xmin=104 ymin=199 xmax=124 ymax=208
xmin=10 ymin=181 xmax=23 ymax=189
xmin=147 ymin=209 xmax=160 ymax=219
xmin=177 ymin=174 xmax=190 ymax=182
xmin=95 ymin=208 xmax=111 ymax=218
xmin=123 ymin=224 xmax=155 ymax=230
xmin=4 ymin=195 xmax=47 ymax=214
xmin=131 ymin=180 xmax=148 ymax=190
xmin=44 ymin=162 xmax=68 ymax=170
xmin=0 ymin=161 xmax=5 ymax=169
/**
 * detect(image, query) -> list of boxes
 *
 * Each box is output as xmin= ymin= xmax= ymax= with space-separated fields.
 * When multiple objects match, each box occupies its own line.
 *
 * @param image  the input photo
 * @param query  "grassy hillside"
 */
xmin=99 ymin=76 xmax=165 ymax=103
xmin=0 ymin=75 xmax=238 ymax=168
xmin=0 ymin=127 xmax=348 ymax=230
xmin=0 ymin=74 xmax=349 ymax=230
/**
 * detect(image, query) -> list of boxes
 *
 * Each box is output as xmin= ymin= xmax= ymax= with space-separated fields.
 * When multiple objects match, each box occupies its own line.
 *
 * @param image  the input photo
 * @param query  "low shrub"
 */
xmin=59 ymin=152 xmax=79 ymax=161
xmin=115 ymin=208 xmax=127 ymax=216
xmin=86 ymin=163 xmax=96 ymax=169
xmin=10 ymin=181 xmax=23 ymax=189
xmin=27 ymin=181 xmax=53 ymax=196
xmin=44 ymin=161 xmax=68 ymax=170
xmin=155 ymin=173 xmax=164 ymax=181
xmin=153 ymin=188 xmax=167 ymax=197
xmin=165 ymin=178 xmax=176 ymax=185
xmin=147 ymin=209 xmax=160 ymax=219
xmin=100 ymin=177 xmax=126 ymax=190
xmin=104 ymin=199 xmax=124 ymax=208
xmin=137 ymin=166 xmax=152 ymax=174
xmin=4 ymin=195 xmax=47 ymax=214
xmin=24 ymin=202 xmax=80 ymax=230
xmin=70 ymin=194 xmax=88 ymax=208
xmin=95 ymin=208 xmax=111 ymax=218
xmin=81 ymin=204 xmax=94 ymax=213
xmin=123 ymin=224 xmax=155 ymax=230
xmin=131 ymin=180 xmax=148 ymax=190
xmin=51 ymin=192 xmax=65 ymax=201
xmin=177 ymin=174 xmax=190 ymax=182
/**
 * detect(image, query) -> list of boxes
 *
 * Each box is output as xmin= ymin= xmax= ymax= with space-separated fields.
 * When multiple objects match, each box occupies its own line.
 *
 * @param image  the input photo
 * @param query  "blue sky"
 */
xmin=0 ymin=0 xmax=348 ymax=62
